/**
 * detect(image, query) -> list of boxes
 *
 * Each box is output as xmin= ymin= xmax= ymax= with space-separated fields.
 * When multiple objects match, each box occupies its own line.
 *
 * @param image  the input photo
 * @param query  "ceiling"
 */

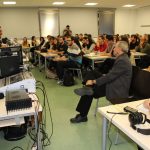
xmin=0 ymin=0 xmax=150 ymax=9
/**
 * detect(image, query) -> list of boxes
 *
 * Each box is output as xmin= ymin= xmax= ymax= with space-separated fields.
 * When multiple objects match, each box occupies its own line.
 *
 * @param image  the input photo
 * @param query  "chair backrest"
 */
xmin=129 ymin=66 xmax=140 ymax=95
xmin=131 ymin=66 xmax=150 ymax=99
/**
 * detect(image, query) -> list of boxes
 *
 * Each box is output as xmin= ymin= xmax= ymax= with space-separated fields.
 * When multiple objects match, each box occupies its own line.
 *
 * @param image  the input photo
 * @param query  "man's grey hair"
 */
xmin=116 ymin=41 xmax=129 ymax=53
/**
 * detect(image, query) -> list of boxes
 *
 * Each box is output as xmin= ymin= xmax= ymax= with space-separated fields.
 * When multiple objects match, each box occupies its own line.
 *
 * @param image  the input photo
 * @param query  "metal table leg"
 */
xmin=102 ymin=116 xmax=108 ymax=150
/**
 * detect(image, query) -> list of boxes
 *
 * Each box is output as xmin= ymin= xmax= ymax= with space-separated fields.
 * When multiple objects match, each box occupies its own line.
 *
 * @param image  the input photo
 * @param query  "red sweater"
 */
xmin=94 ymin=42 xmax=107 ymax=52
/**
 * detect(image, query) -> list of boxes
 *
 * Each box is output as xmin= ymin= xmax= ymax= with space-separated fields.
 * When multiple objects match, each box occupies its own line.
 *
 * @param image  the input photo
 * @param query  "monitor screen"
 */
xmin=0 ymin=46 xmax=23 ymax=65
xmin=10 ymin=46 xmax=23 ymax=65
xmin=0 ymin=47 xmax=11 ymax=56
xmin=0 ymin=55 xmax=20 ymax=79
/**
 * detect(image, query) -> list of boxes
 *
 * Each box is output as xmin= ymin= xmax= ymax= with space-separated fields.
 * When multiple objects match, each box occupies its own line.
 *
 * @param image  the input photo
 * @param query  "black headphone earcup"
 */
xmin=138 ymin=113 xmax=144 ymax=124
xmin=129 ymin=113 xmax=136 ymax=125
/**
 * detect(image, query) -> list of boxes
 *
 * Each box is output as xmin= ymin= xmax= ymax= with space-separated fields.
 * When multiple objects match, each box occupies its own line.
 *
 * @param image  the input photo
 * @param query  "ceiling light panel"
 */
xmin=123 ymin=4 xmax=135 ymax=7
xmin=85 ymin=3 xmax=98 ymax=6
xmin=52 ymin=2 xmax=65 ymax=5
xmin=3 ymin=1 xmax=16 ymax=5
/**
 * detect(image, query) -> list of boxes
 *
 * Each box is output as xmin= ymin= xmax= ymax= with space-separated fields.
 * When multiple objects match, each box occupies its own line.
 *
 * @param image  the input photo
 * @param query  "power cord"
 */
xmin=107 ymin=111 xmax=128 ymax=150
xmin=27 ymin=80 xmax=54 ymax=149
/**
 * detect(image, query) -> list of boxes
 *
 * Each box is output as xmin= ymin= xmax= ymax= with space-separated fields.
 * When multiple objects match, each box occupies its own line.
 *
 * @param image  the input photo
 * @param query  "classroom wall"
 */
xmin=59 ymin=8 xmax=98 ymax=37
xmin=0 ymin=8 xmax=40 ymax=39
xmin=1 ymin=6 xmax=150 ymax=39
xmin=115 ymin=9 xmax=137 ymax=35
xmin=0 ymin=7 xmax=98 ymax=39
xmin=115 ymin=6 xmax=150 ymax=35
xmin=135 ymin=6 xmax=150 ymax=34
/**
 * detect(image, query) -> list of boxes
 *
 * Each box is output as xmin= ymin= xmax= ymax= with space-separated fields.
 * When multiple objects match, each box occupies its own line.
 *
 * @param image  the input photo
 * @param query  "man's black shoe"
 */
xmin=70 ymin=114 xmax=88 ymax=123
xmin=74 ymin=87 xmax=94 ymax=96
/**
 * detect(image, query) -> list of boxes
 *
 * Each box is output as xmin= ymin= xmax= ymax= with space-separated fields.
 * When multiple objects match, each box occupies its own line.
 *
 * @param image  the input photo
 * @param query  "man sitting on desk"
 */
xmin=70 ymin=41 xmax=132 ymax=123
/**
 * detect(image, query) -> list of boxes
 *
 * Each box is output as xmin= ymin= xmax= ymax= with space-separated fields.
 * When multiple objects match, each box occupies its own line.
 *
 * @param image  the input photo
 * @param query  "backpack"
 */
xmin=63 ymin=69 xmax=75 ymax=86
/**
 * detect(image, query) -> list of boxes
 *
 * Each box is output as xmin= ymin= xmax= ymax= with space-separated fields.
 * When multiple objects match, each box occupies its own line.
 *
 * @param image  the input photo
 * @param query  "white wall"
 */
xmin=115 ymin=9 xmax=137 ymax=35
xmin=59 ymin=8 xmax=98 ymax=37
xmin=115 ymin=6 xmax=150 ymax=35
xmin=0 ymin=7 xmax=98 ymax=39
xmin=0 ymin=8 xmax=40 ymax=39
xmin=135 ymin=6 xmax=150 ymax=34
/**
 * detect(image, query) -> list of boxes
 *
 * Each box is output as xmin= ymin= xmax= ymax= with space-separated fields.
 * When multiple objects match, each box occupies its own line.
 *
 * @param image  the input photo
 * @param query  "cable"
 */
xmin=10 ymin=146 xmax=24 ymax=150
xmin=107 ymin=111 xmax=128 ymax=115
xmin=28 ymin=80 xmax=54 ymax=149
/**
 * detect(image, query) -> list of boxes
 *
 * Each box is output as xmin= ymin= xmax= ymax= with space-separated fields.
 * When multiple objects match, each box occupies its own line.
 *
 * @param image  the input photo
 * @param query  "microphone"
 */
xmin=0 ymin=93 xmax=4 ymax=99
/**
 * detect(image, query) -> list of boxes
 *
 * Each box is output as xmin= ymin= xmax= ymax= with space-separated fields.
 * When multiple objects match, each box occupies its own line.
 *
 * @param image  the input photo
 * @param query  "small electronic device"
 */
xmin=6 ymin=89 xmax=32 ymax=111
xmin=124 ymin=106 xmax=138 ymax=113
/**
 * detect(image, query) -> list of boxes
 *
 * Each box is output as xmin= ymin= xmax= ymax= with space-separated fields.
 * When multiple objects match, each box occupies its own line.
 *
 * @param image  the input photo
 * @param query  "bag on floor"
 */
xmin=3 ymin=124 xmax=27 ymax=141
xmin=46 ymin=69 xmax=57 ymax=79
xmin=63 ymin=69 xmax=75 ymax=86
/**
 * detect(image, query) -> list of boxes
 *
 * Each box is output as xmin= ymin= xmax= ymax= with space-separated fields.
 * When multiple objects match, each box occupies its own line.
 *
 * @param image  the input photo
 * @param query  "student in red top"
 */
xmin=94 ymin=35 xmax=107 ymax=52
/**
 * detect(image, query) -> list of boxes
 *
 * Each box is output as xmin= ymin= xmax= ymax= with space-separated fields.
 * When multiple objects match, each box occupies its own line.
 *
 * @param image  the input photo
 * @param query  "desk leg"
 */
xmin=102 ymin=116 xmax=108 ymax=150
xmin=39 ymin=55 xmax=41 ymax=71
xmin=45 ymin=57 xmax=47 ymax=75
xmin=92 ymin=60 xmax=94 ymax=70
xmin=34 ymin=113 xmax=42 ymax=150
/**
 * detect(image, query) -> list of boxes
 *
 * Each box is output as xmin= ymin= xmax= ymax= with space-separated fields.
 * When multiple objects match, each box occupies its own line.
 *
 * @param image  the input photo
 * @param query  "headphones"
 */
xmin=129 ymin=112 xmax=150 ymax=135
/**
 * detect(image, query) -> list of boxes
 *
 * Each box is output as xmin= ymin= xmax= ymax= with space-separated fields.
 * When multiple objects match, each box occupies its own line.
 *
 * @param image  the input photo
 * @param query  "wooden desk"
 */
xmin=132 ymin=52 xmax=146 ymax=59
xmin=84 ymin=52 xmax=146 ymax=70
xmin=98 ymin=100 xmax=150 ymax=150
xmin=35 ymin=50 xmax=58 ymax=73
xmin=84 ymin=53 xmax=111 ymax=70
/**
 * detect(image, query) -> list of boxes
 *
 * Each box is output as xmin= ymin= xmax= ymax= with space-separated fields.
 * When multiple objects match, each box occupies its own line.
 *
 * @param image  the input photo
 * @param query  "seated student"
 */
xmin=38 ymin=37 xmax=46 ymax=49
xmin=30 ymin=36 xmax=39 ymax=63
xmin=44 ymin=35 xmax=51 ymax=49
xmin=81 ymin=37 xmax=95 ymax=54
xmin=12 ymin=38 xmax=20 ymax=46
xmin=113 ymin=34 xmax=119 ymax=44
xmin=129 ymin=34 xmax=139 ymax=50
xmin=70 ymin=41 xmax=132 ymax=123
xmin=49 ymin=37 xmax=59 ymax=51
xmin=56 ymin=36 xmax=82 ymax=84
xmin=57 ymin=36 xmax=68 ymax=54
xmin=22 ymin=37 xmax=30 ymax=48
xmin=31 ymin=36 xmax=39 ymax=47
xmin=105 ymin=35 xmax=114 ymax=53
xmin=135 ymin=35 xmax=150 ymax=55
xmin=94 ymin=35 xmax=107 ymax=53
xmin=78 ymin=33 xmax=83 ymax=45
xmin=47 ymin=37 xmax=68 ymax=71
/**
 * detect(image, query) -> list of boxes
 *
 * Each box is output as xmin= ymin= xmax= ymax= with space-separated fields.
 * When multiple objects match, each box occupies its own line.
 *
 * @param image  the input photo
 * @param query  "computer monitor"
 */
xmin=0 ymin=55 xmax=20 ymax=79
xmin=9 ymin=46 xmax=23 ymax=65
xmin=0 ymin=47 xmax=12 ymax=56
xmin=0 ymin=46 xmax=23 ymax=65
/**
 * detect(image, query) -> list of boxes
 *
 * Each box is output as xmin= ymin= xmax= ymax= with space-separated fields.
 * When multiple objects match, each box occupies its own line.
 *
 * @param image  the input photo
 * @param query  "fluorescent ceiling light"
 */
xmin=3 ymin=1 xmax=16 ymax=5
xmin=123 ymin=4 xmax=135 ymax=7
xmin=52 ymin=2 xmax=65 ymax=5
xmin=85 ymin=3 xmax=98 ymax=6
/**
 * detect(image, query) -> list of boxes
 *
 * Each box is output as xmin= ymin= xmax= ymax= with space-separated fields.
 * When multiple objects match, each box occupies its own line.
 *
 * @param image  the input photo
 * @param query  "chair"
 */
xmin=68 ymin=68 xmax=82 ymax=80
